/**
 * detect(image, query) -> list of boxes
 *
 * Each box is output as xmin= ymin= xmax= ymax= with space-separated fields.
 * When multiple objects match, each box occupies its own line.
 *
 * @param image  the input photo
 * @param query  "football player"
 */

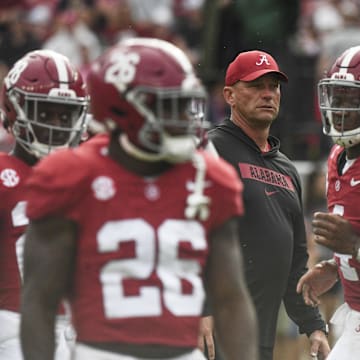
xmin=20 ymin=38 xmax=258 ymax=360
xmin=0 ymin=49 xmax=88 ymax=359
xmin=297 ymin=45 xmax=360 ymax=360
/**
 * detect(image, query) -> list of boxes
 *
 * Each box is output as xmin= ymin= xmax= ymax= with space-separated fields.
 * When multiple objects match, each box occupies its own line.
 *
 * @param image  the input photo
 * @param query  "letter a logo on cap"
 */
xmin=256 ymin=55 xmax=271 ymax=66
xmin=224 ymin=50 xmax=288 ymax=85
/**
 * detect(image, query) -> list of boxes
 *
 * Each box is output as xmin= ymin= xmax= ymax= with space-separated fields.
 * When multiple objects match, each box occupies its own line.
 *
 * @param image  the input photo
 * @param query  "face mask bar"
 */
xmin=128 ymin=86 xmax=208 ymax=153
xmin=318 ymin=79 xmax=360 ymax=147
xmin=9 ymin=89 xmax=88 ymax=158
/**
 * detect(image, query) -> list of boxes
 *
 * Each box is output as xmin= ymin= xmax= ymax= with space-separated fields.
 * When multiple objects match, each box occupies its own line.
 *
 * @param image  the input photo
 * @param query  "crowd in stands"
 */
xmin=1 ymin=0 xmax=360 ymax=161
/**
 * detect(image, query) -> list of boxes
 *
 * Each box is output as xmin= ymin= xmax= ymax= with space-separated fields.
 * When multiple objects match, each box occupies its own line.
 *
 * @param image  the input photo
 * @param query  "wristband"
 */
xmin=318 ymin=323 xmax=329 ymax=338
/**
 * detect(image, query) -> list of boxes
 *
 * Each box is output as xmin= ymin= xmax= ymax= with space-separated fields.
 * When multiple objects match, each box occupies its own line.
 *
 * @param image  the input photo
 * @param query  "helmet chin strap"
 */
xmin=119 ymin=133 xmax=197 ymax=163
xmin=119 ymin=133 xmax=166 ymax=162
xmin=161 ymin=133 xmax=197 ymax=163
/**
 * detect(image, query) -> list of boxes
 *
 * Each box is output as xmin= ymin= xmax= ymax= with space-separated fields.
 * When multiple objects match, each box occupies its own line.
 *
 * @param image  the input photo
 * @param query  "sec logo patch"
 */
xmin=92 ymin=176 xmax=116 ymax=201
xmin=1 ymin=168 xmax=20 ymax=187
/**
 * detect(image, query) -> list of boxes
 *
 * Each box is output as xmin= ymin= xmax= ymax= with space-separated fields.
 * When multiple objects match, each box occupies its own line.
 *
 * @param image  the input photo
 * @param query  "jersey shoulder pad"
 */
xmin=32 ymin=148 xmax=92 ymax=189
xmin=0 ymin=152 xmax=18 ymax=169
xmin=80 ymin=133 xmax=109 ymax=150
xmin=25 ymin=147 xmax=99 ymax=220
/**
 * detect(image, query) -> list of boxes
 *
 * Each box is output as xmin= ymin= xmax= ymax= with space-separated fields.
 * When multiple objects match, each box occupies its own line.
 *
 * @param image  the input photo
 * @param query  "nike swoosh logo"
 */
xmin=350 ymin=178 xmax=360 ymax=186
xmin=265 ymin=190 xmax=278 ymax=196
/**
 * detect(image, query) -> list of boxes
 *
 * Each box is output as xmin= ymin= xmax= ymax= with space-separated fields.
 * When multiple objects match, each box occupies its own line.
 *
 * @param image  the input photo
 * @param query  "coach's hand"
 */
xmin=308 ymin=329 xmax=330 ymax=360
xmin=198 ymin=316 xmax=215 ymax=360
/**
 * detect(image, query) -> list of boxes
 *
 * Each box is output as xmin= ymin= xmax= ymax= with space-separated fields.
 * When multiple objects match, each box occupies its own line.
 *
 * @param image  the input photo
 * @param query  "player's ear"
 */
xmin=223 ymin=86 xmax=235 ymax=106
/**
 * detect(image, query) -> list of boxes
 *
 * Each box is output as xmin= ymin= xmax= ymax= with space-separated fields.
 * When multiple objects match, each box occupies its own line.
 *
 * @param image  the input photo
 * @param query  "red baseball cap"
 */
xmin=225 ymin=50 xmax=288 ymax=85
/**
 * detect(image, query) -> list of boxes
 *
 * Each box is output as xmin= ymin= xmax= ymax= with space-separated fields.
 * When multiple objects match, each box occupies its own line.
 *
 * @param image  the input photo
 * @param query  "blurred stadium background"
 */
xmin=0 ymin=1 xmax=350 ymax=359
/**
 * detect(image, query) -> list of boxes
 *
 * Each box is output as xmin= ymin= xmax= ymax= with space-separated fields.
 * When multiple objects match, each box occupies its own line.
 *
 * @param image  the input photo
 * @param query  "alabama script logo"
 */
xmin=238 ymin=163 xmax=295 ymax=192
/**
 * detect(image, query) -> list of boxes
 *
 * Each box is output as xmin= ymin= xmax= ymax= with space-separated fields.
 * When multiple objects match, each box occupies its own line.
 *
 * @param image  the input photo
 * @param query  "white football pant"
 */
xmin=0 ymin=310 xmax=75 ymax=360
xmin=74 ymin=344 xmax=207 ymax=360
xmin=327 ymin=302 xmax=360 ymax=360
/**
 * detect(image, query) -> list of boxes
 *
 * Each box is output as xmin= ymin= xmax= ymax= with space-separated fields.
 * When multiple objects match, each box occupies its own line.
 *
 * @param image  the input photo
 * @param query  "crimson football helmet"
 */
xmin=0 ymin=49 xmax=89 ymax=158
xmin=318 ymin=45 xmax=360 ymax=148
xmin=86 ymin=37 xmax=207 ymax=163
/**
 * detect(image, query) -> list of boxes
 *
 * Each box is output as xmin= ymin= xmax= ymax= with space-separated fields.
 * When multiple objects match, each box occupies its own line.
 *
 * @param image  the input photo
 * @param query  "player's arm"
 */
xmin=205 ymin=216 xmax=258 ymax=360
xmin=313 ymin=212 xmax=360 ymax=258
xmin=296 ymin=259 xmax=339 ymax=307
xmin=20 ymin=217 xmax=77 ymax=360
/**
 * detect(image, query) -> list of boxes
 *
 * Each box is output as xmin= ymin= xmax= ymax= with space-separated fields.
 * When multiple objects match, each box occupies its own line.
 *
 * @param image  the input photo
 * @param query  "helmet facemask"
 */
xmin=8 ymin=88 xmax=88 ymax=158
xmin=125 ymin=86 xmax=208 ymax=163
xmin=318 ymin=79 xmax=360 ymax=148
